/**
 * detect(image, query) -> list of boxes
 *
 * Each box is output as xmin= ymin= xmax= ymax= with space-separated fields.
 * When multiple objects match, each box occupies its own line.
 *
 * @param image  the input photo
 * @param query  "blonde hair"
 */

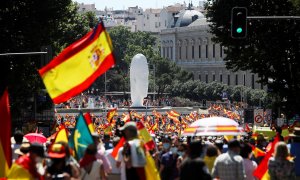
xmin=274 ymin=142 xmax=289 ymax=160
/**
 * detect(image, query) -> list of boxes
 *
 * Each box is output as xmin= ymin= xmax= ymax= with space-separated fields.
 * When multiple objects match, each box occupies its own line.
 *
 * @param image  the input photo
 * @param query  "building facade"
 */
xmin=160 ymin=6 xmax=263 ymax=89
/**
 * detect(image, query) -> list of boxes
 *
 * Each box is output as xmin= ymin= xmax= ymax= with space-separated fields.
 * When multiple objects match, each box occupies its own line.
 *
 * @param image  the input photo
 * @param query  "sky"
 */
xmin=75 ymin=0 xmax=194 ymax=10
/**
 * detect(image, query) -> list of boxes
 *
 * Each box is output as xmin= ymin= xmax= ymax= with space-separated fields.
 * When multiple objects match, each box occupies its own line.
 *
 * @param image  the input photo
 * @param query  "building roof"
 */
xmin=166 ymin=6 xmax=185 ymax=13
xmin=188 ymin=18 xmax=209 ymax=26
xmin=174 ymin=9 xmax=205 ymax=27
xmin=145 ymin=8 xmax=162 ymax=14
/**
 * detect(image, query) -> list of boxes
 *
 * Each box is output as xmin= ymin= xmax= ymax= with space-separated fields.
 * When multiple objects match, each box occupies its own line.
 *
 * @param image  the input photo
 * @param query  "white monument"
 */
xmin=130 ymin=54 xmax=149 ymax=107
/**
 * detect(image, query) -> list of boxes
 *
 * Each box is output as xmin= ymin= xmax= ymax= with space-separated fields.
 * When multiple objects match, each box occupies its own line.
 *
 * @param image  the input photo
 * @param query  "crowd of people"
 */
xmin=54 ymin=103 xmax=243 ymax=134
xmin=8 ymin=120 xmax=300 ymax=180
xmin=55 ymin=94 xmax=176 ymax=109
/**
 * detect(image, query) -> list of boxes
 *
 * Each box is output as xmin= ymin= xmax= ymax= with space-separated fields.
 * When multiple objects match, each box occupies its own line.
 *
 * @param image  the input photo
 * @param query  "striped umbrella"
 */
xmin=183 ymin=117 xmax=246 ymax=136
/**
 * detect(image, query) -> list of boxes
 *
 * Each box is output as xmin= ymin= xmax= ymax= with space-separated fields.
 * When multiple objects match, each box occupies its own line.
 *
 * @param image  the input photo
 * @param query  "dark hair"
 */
xmin=14 ymin=131 xmax=24 ymax=144
xmin=189 ymin=140 xmax=203 ymax=159
xmin=240 ymin=143 xmax=252 ymax=158
xmin=206 ymin=145 xmax=218 ymax=157
xmin=86 ymin=144 xmax=97 ymax=155
xmin=228 ymin=139 xmax=241 ymax=149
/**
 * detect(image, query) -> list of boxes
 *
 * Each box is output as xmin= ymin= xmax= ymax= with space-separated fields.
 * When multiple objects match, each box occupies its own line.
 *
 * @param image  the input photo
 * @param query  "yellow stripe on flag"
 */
xmin=54 ymin=128 xmax=68 ymax=143
xmin=0 ymin=141 xmax=9 ymax=177
xmin=41 ymin=31 xmax=113 ymax=99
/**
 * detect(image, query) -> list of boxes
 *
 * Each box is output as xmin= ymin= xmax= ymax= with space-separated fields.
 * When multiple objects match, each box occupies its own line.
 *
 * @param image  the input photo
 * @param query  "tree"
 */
xmin=206 ymin=0 xmax=300 ymax=118
xmin=0 ymin=0 xmax=92 ymax=117
xmin=93 ymin=26 xmax=193 ymax=98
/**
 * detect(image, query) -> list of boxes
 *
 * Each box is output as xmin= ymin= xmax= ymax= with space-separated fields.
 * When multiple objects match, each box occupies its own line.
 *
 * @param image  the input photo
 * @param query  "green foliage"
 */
xmin=168 ymin=80 xmax=270 ymax=107
xmin=206 ymin=0 xmax=300 ymax=117
xmin=0 ymin=0 xmax=92 ymax=116
xmin=93 ymin=26 xmax=193 ymax=97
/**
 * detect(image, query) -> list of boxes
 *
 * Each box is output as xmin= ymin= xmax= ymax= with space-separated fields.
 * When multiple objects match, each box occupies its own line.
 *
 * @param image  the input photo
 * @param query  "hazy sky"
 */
xmin=76 ymin=0 xmax=192 ymax=10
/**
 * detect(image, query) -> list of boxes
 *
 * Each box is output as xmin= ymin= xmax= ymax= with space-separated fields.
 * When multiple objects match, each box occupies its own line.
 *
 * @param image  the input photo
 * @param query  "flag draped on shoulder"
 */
xmin=0 ymin=89 xmax=11 ymax=178
xmin=69 ymin=113 xmax=94 ymax=160
xmin=39 ymin=21 xmax=115 ymax=104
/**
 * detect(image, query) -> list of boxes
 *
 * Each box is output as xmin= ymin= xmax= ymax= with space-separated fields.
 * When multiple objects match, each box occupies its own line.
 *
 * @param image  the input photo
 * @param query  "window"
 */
xmin=206 ymin=74 xmax=208 ymax=83
xmin=186 ymin=46 xmax=188 ymax=59
xmin=167 ymin=47 xmax=169 ymax=58
xmin=165 ymin=20 xmax=167 ymax=27
xmin=159 ymin=22 xmax=161 ymax=27
xmin=199 ymin=45 xmax=201 ymax=58
xmin=213 ymin=44 xmax=215 ymax=58
xmin=170 ymin=47 xmax=173 ymax=59
xmin=220 ymin=74 xmax=223 ymax=83
xmin=192 ymin=46 xmax=194 ymax=59
xmin=228 ymin=75 xmax=230 ymax=85
xmin=199 ymin=75 xmax=201 ymax=81
xmin=179 ymin=47 xmax=182 ymax=59
xmin=252 ymin=75 xmax=255 ymax=89
xmin=243 ymin=74 xmax=246 ymax=86
xmin=220 ymin=45 xmax=223 ymax=57
xmin=235 ymin=74 xmax=238 ymax=85
xmin=163 ymin=47 xmax=165 ymax=57
xmin=206 ymin=45 xmax=208 ymax=58
xmin=147 ymin=15 xmax=149 ymax=19
xmin=213 ymin=74 xmax=215 ymax=81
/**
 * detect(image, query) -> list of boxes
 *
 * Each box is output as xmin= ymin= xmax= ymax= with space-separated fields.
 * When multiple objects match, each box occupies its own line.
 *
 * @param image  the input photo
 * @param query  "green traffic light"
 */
xmin=236 ymin=27 xmax=243 ymax=33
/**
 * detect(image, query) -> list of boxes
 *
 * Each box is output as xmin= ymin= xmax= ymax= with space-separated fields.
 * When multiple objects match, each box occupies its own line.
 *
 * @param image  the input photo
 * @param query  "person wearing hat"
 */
xmin=45 ymin=143 xmax=80 ymax=180
xmin=289 ymin=127 xmax=300 ymax=177
xmin=14 ymin=142 xmax=31 ymax=159
xmin=7 ymin=143 xmax=46 ymax=180
xmin=212 ymin=139 xmax=246 ymax=180
xmin=116 ymin=122 xmax=146 ymax=180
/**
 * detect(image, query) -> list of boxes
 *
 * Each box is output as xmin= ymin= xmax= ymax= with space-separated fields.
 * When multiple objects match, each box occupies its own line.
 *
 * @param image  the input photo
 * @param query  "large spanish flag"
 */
xmin=0 ymin=89 xmax=11 ymax=178
xmin=39 ymin=22 xmax=115 ymax=104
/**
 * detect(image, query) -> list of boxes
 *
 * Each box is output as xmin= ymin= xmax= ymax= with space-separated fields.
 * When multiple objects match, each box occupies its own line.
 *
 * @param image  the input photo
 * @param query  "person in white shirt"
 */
xmin=116 ymin=122 xmax=146 ymax=180
xmin=105 ymin=137 xmax=121 ymax=180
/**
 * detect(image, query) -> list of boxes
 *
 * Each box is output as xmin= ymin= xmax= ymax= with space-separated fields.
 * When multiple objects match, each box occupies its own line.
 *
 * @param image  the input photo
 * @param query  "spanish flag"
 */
xmin=253 ymin=135 xmax=279 ymax=179
xmin=84 ymin=112 xmax=95 ymax=133
xmin=107 ymin=108 xmax=117 ymax=123
xmin=0 ymin=89 xmax=11 ymax=178
xmin=137 ymin=122 xmax=155 ymax=151
xmin=251 ymin=145 xmax=266 ymax=158
xmin=39 ymin=21 xmax=115 ymax=104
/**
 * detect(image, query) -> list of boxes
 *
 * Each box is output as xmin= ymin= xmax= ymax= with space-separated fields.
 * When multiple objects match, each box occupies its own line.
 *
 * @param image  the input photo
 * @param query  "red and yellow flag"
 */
xmin=107 ymin=108 xmax=117 ymax=123
xmin=137 ymin=122 xmax=155 ymax=151
xmin=170 ymin=110 xmax=180 ymax=117
xmin=253 ymin=135 xmax=279 ymax=179
xmin=251 ymin=145 xmax=266 ymax=158
xmin=84 ymin=112 xmax=95 ymax=133
xmin=54 ymin=125 xmax=69 ymax=144
xmin=0 ymin=89 xmax=11 ymax=178
xmin=111 ymin=137 xmax=126 ymax=159
xmin=39 ymin=22 xmax=115 ymax=104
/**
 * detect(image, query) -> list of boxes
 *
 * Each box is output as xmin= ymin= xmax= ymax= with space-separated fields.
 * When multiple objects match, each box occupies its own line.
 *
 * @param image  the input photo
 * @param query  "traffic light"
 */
xmin=231 ymin=7 xmax=247 ymax=39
